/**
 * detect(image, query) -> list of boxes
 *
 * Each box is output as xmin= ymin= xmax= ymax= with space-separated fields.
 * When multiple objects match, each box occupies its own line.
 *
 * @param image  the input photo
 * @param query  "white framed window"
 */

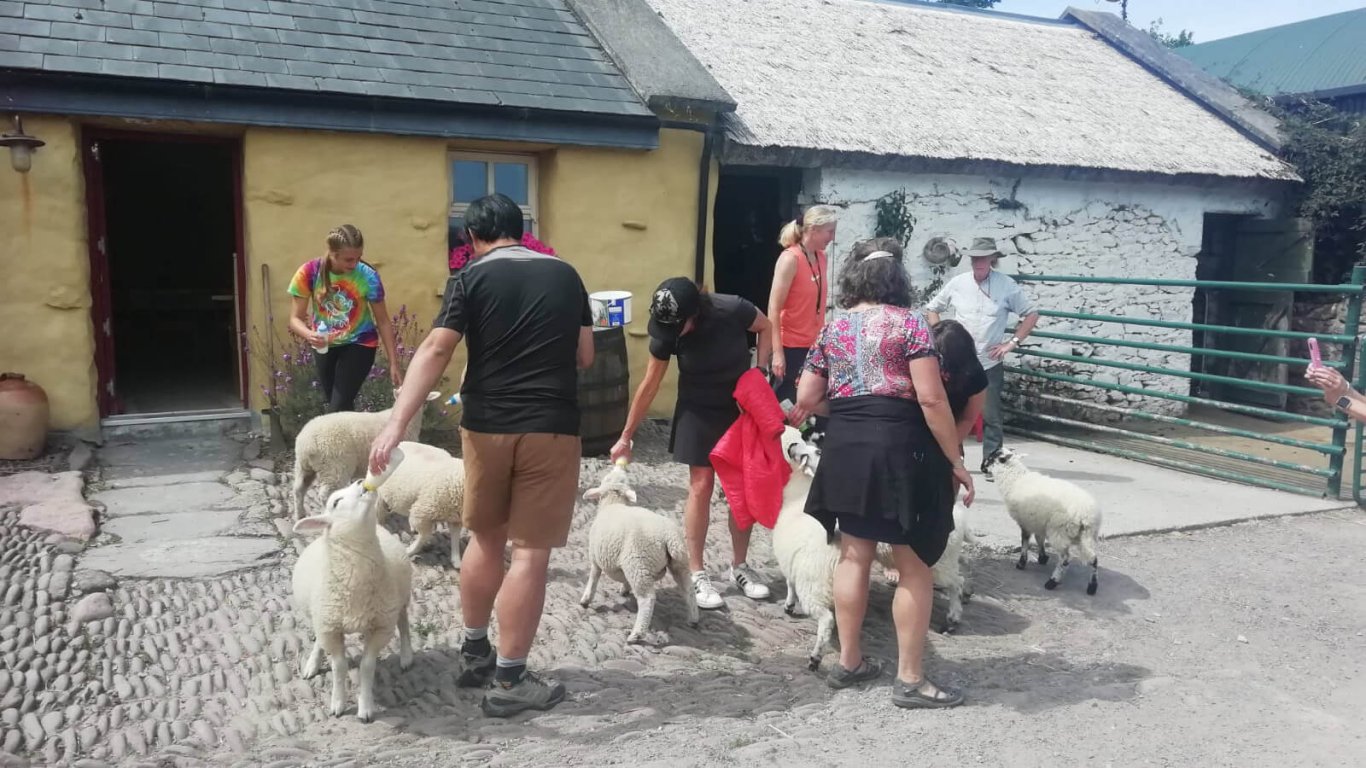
xmin=448 ymin=151 xmax=538 ymax=252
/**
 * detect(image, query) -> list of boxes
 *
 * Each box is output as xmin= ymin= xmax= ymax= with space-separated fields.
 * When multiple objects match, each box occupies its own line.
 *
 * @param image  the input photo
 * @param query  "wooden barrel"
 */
xmin=578 ymin=326 xmax=630 ymax=456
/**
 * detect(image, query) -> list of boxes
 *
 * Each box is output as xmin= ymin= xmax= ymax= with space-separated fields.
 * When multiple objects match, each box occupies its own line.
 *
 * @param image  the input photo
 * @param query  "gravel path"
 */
xmin=3 ymin=424 xmax=1364 ymax=767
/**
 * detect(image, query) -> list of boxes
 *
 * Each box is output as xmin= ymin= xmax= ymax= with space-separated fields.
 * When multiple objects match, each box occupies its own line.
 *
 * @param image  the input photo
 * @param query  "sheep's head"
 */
xmin=985 ymin=447 xmax=1026 ymax=474
xmin=294 ymin=446 xmax=405 ymax=537
xmin=584 ymin=464 xmax=636 ymax=505
xmin=780 ymin=425 xmax=820 ymax=477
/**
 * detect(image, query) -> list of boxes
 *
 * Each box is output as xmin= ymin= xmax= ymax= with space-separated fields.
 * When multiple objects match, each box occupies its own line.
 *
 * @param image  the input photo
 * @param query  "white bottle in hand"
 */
xmin=313 ymin=321 xmax=329 ymax=355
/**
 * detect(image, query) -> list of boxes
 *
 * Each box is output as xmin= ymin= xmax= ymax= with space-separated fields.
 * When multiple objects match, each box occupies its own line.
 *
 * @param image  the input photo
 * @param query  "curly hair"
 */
xmin=836 ymin=237 xmax=912 ymax=309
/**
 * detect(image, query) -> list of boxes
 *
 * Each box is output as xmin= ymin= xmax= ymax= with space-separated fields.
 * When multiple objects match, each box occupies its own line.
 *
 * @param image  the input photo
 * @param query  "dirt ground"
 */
xmin=204 ymin=426 xmax=1366 ymax=768
xmin=6 ymin=423 xmax=1364 ymax=768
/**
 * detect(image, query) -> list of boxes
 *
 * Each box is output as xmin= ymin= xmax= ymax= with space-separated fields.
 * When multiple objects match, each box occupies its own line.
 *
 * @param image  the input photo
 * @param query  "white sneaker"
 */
xmin=730 ymin=564 xmax=771 ymax=600
xmin=691 ymin=571 xmax=725 ymax=610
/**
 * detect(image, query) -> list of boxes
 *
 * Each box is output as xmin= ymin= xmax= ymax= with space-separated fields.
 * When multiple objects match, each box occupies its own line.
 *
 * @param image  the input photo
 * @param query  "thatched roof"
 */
xmin=644 ymin=0 xmax=1297 ymax=181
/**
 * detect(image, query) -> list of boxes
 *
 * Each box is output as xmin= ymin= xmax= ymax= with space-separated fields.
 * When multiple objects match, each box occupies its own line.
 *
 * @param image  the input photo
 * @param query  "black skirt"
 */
xmin=804 ymin=396 xmax=955 ymax=566
xmin=669 ymin=396 xmax=740 ymax=468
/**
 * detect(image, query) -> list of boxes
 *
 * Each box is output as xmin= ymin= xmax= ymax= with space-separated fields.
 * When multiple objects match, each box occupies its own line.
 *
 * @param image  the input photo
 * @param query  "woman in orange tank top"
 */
xmin=768 ymin=205 xmax=839 ymax=413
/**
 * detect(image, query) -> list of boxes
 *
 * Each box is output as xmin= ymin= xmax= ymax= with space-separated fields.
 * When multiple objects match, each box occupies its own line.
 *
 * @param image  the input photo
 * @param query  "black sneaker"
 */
xmin=457 ymin=644 xmax=496 ymax=688
xmin=480 ymin=670 xmax=567 ymax=717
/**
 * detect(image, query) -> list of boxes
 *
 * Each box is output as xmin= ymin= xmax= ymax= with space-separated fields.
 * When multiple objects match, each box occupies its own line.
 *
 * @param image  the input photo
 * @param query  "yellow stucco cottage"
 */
xmin=0 ymin=0 xmax=735 ymax=437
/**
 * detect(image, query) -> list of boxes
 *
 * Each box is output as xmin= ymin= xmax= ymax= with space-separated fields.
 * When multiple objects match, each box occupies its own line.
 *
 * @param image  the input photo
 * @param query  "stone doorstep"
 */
xmin=88 ymin=482 xmax=239 ymax=518
xmin=98 ymin=508 xmax=244 ymax=544
xmin=100 ymin=471 xmax=230 ymax=490
xmin=77 ymin=536 xmax=283 ymax=579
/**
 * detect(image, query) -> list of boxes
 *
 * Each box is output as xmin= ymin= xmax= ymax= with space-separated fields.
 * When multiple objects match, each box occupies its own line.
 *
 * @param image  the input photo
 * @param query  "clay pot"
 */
xmin=0 ymin=372 xmax=50 ymax=460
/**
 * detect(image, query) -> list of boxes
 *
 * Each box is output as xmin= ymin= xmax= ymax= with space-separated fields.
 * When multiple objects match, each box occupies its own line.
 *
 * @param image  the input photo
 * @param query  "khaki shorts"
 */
xmin=460 ymin=429 xmax=581 ymax=548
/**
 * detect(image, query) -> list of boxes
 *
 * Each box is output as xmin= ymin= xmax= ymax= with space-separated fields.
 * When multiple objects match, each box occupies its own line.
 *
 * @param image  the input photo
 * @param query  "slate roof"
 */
xmin=1176 ymin=8 xmax=1366 ymax=100
xmin=0 ymin=0 xmax=653 ymax=118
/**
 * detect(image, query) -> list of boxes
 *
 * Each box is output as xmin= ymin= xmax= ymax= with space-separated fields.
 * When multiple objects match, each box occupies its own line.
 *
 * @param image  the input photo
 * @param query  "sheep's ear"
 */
xmin=292 ymin=515 xmax=332 ymax=536
xmin=583 ymin=487 xmax=602 ymax=501
xmin=425 ymin=391 xmax=441 ymax=402
xmin=625 ymin=488 xmax=637 ymax=504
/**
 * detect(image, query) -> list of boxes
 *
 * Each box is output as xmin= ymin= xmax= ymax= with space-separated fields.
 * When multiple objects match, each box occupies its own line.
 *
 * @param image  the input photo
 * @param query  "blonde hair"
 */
xmin=778 ymin=205 xmax=839 ymax=248
xmin=319 ymin=224 xmax=365 ymax=293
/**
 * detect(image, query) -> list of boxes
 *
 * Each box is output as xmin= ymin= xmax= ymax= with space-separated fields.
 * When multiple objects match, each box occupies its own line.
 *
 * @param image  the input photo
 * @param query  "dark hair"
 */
xmin=464 ymin=193 xmax=524 ymax=244
xmin=837 ymin=237 xmax=912 ymax=309
xmin=932 ymin=319 xmax=980 ymax=388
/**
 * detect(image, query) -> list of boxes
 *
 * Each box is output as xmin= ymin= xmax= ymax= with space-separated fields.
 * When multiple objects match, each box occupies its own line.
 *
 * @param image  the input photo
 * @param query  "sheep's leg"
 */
xmin=292 ymin=469 xmax=314 ymax=520
xmin=943 ymin=585 xmax=963 ymax=634
xmin=397 ymin=607 xmax=414 ymax=670
xmin=627 ymin=587 xmax=656 ymax=644
xmin=321 ymin=632 xmax=347 ymax=717
xmin=356 ymin=626 xmax=395 ymax=723
xmin=300 ymin=636 xmax=326 ymax=679
xmin=1016 ymin=528 xmax=1030 ymax=570
xmin=1087 ymin=556 xmax=1099 ymax=596
xmin=809 ymin=607 xmax=834 ymax=671
xmin=1044 ymin=548 xmax=1071 ymax=591
xmin=579 ymin=564 xmax=602 ymax=608
xmin=670 ymin=559 xmax=699 ymax=627
xmin=1035 ymin=533 xmax=1049 ymax=565
xmin=783 ymin=579 xmax=800 ymax=617
xmin=407 ymin=521 xmax=432 ymax=558
xmin=448 ymin=523 xmax=463 ymax=570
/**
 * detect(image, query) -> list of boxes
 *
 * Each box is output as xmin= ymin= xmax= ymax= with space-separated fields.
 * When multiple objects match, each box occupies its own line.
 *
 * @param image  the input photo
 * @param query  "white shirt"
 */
xmin=925 ymin=271 xmax=1037 ymax=370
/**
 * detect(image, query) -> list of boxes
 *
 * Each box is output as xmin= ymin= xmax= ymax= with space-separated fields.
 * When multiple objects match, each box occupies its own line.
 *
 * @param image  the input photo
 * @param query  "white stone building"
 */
xmin=648 ymin=0 xmax=1301 ymax=416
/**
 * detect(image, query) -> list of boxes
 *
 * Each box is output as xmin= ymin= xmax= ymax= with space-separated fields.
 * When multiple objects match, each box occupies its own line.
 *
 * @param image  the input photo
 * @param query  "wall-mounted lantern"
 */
xmin=0 ymin=116 xmax=45 ymax=174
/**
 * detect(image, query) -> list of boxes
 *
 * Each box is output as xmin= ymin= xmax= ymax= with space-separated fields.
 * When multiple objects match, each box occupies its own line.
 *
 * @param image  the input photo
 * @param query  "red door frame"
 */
xmin=80 ymin=127 xmax=249 ymax=417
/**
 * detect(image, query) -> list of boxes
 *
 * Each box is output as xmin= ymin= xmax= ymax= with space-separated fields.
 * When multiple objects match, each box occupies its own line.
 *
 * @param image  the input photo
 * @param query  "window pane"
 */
xmin=452 ymin=161 xmax=487 ymax=203
xmin=494 ymin=162 xmax=529 ymax=205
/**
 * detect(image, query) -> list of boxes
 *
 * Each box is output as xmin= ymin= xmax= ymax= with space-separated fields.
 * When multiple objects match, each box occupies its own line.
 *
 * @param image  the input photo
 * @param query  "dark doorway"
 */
xmin=88 ymin=135 xmax=243 ymax=415
xmin=712 ymin=167 xmax=802 ymax=311
xmin=1194 ymin=213 xmax=1313 ymax=408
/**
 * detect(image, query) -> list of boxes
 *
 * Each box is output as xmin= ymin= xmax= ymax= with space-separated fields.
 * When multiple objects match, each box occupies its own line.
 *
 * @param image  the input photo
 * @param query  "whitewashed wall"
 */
xmin=813 ymin=170 xmax=1283 ymax=416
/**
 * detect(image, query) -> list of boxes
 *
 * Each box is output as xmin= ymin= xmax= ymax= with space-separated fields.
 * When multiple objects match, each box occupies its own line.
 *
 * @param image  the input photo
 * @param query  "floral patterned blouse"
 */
xmin=803 ymin=305 xmax=936 ymax=401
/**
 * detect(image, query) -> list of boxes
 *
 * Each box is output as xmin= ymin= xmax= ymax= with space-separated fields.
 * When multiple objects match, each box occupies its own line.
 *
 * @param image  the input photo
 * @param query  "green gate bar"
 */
xmin=1031 ymin=309 xmax=1355 ymax=344
xmin=1029 ymin=329 xmax=1348 ymax=370
xmin=1022 ymin=392 xmax=1343 ymax=456
xmin=1015 ymin=347 xmax=1324 ymax=397
xmin=1004 ymin=365 xmax=1346 ymax=428
xmin=1002 ymin=406 xmax=1334 ymax=477
xmin=1013 ymin=273 xmax=1366 ymax=294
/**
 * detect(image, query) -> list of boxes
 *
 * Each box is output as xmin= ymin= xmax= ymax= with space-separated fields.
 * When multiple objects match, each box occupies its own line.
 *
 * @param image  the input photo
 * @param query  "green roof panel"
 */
xmin=1177 ymin=8 xmax=1366 ymax=98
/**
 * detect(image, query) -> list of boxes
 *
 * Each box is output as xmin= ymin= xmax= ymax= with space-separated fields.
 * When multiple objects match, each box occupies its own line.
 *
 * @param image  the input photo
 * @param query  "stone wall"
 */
xmin=816 ymin=170 xmax=1283 ymax=418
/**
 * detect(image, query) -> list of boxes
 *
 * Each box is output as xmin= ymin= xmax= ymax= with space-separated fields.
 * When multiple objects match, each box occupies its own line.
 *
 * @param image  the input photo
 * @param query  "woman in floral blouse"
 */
xmin=796 ymin=237 xmax=973 ymax=709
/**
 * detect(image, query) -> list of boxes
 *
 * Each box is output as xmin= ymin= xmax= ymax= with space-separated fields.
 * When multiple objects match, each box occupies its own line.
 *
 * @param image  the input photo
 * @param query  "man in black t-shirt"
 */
xmin=370 ymin=193 xmax=592 ymax=718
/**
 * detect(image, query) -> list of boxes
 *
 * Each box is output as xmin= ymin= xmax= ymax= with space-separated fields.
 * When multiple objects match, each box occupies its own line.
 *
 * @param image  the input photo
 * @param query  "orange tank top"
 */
xmin=778 ymin=245 xmax=828 ymax=348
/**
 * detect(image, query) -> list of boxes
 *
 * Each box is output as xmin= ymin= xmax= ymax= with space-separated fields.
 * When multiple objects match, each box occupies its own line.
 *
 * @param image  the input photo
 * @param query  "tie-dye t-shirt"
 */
xmin=287 ymin=259 xmax=385 ymax=348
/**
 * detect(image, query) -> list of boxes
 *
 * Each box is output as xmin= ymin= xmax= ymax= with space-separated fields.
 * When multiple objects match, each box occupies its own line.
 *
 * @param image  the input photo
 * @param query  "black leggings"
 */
xmin=316 ymin=343 xmax=376 ymax=413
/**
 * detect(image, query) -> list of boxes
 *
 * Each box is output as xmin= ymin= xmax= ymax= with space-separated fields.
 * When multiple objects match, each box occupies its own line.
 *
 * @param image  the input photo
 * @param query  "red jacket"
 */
xmin=710 ymin=368 xmax=792 ymax=530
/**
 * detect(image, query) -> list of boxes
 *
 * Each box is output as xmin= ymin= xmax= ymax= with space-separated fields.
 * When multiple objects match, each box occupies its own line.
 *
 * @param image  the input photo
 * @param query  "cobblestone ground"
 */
xmin=3 ymin=426 xmax=1365 ymax=767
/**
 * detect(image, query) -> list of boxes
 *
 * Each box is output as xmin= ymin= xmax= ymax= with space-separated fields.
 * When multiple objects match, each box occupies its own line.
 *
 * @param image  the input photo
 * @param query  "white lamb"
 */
xmin=292 ymin=448 xmax=414 ymax=722
xmin=877 ymin=504 xmax=979 ymax=634
xmin=375 ymin=441 xmax=465 ymax=568
xmin=986 ymin=447 xmax=1102 ymax=595
xmin=775 ymin=429 xmax=976 ymax=662
xmin=291 ymin=391 xmax=442 ymax=518
xmin=773 ymin=426 xmax=841 ymax=670
xmin=581 ymin=463 xmax=699 ymax=643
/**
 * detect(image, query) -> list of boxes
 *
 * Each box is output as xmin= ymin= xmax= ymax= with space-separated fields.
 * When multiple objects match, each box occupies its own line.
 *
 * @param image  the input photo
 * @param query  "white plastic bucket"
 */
xmin=589 ymin=290 xmax=633 ymax=327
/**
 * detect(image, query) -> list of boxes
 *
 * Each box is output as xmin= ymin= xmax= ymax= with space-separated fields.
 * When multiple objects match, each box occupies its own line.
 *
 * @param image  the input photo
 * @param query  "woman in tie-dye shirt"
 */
xmin=287 ymin=224 xmax=402 ymax=412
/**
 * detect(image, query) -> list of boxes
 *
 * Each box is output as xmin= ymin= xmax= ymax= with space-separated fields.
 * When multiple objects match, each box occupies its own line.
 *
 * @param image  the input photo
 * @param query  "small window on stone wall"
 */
xmin=448 ymin=152 xmax=537 ymax=272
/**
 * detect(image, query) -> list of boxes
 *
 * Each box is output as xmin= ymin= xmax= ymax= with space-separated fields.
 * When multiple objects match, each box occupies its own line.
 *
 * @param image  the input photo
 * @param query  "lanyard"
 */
xmin=800 ymin=245 xmax=823 ymax=316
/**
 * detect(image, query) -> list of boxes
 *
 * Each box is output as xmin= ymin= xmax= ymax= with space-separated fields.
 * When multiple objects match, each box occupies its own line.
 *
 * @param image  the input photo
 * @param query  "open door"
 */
xmin=82 ymin=136 xmax=118 ymax=417
xmin=1208 ymin=218 xmax=1313 ymax=409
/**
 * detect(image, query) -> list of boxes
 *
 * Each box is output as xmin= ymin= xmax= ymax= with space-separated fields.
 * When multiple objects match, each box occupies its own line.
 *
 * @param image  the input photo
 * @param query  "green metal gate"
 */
xmin=1002 ymin=265 xmax=1365 ymax=499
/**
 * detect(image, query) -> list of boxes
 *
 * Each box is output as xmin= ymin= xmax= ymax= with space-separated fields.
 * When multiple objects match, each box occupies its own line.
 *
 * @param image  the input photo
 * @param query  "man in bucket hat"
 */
xmin=925 ymin=237 xmax=1040 ymax=480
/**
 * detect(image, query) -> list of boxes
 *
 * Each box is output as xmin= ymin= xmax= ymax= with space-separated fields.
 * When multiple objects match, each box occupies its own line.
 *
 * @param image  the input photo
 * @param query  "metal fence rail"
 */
xmin=1005 ymin=265 xmax=1365 ymax=499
